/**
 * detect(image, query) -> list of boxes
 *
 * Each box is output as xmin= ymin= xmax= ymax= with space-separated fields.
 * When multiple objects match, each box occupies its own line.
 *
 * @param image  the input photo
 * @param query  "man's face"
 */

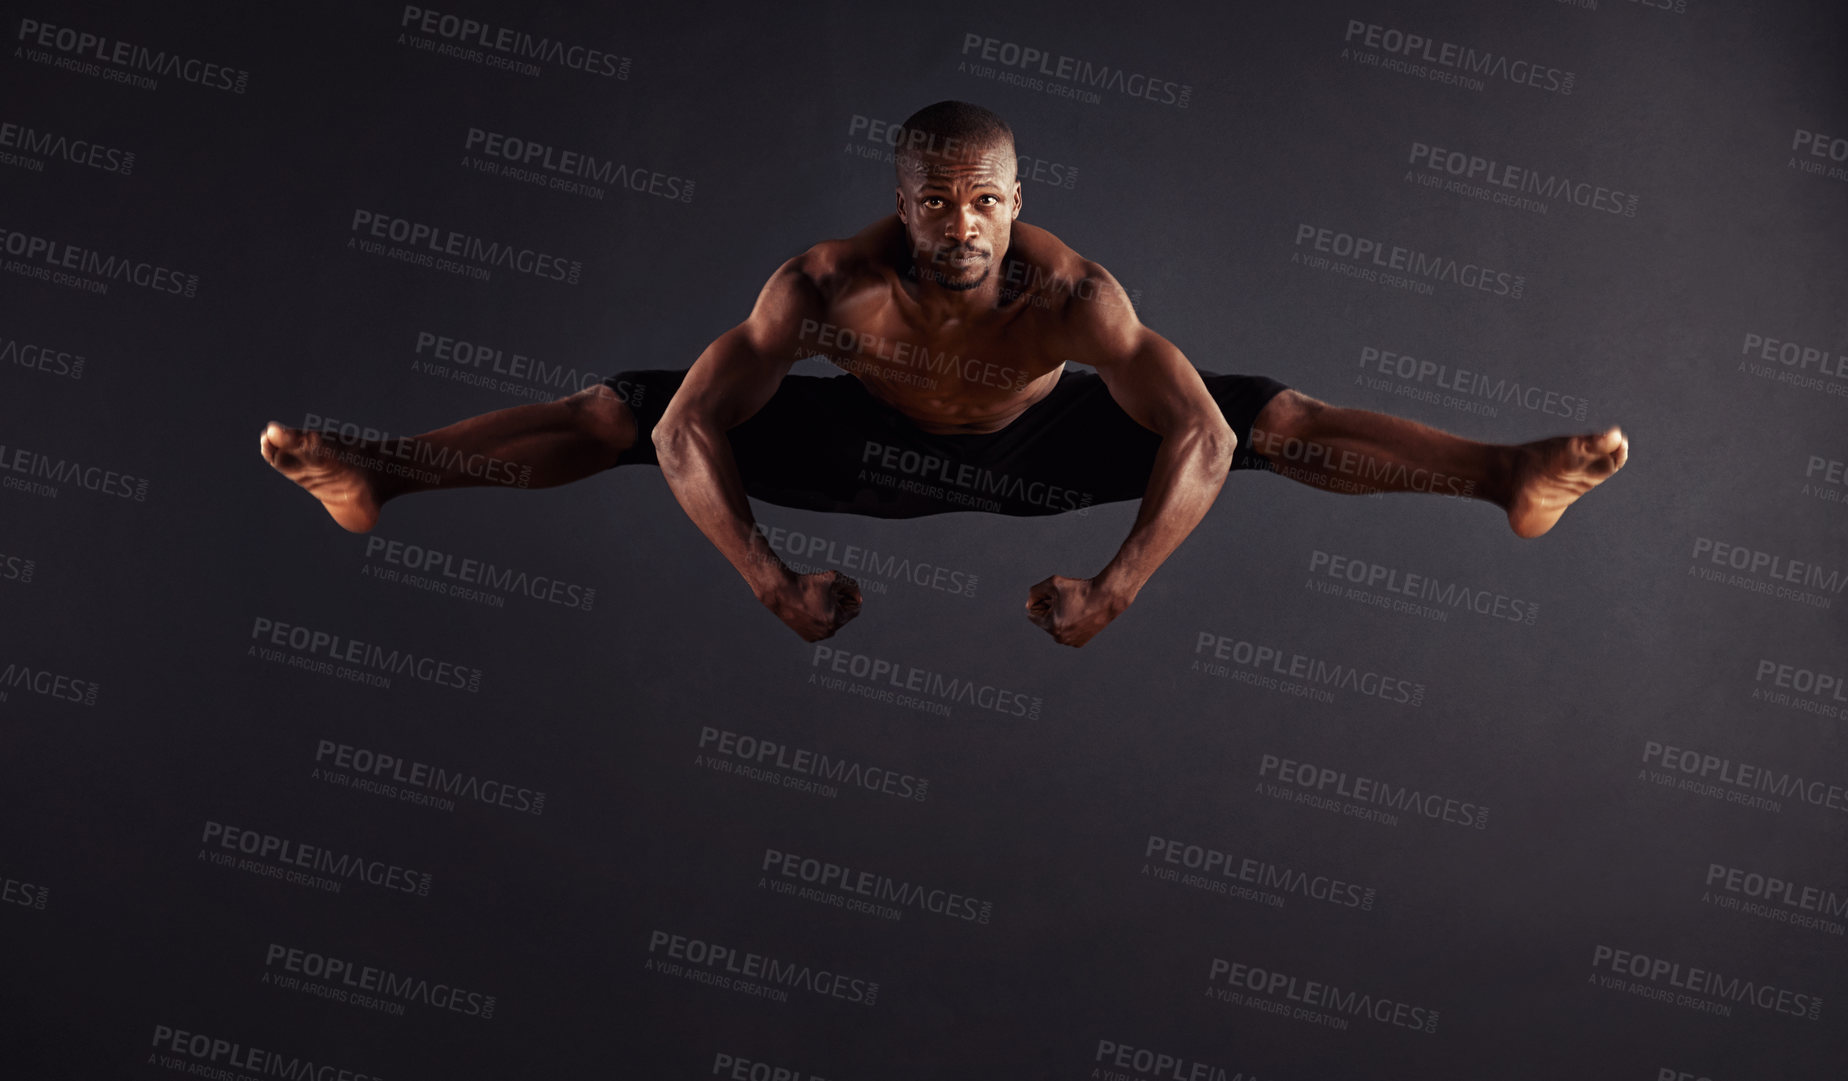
xmin=896 ymin=144 xmax=1022 ymax=291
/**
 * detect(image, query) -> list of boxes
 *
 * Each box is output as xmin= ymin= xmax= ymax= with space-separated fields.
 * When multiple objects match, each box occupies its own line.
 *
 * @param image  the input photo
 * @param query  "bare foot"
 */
xmin=258 ymin=422 xmax=384 ymax=533
xmin=1505 ymin=427 xmax=1629 ymax=538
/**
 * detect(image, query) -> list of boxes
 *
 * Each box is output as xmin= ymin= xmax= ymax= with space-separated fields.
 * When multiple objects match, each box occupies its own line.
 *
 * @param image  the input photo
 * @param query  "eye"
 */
xmin=979 ymin=195 xmax=999 ymax=206
xmin=923 ymin=197 xmax=945 ymax=209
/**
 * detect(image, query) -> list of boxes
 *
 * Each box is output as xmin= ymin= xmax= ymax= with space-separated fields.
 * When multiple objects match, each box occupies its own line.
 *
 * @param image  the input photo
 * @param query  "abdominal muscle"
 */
xmin=840 ymin=361 xmax=1067 ymax=435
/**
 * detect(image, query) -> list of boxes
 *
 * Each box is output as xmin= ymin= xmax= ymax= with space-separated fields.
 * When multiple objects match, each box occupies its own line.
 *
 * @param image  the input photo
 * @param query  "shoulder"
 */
xmin=1007 ymin=221 xmax=1087 ymax=283
xmin=1006 ymin=223 xmax=1135 ymax=322
xmin=1007 ymin=225 xmax=1145 ymax=363
xmin=742 ymin=219 xmax=899 ymax=338
xmin=786 ymin=217 xmax=907 ymax=297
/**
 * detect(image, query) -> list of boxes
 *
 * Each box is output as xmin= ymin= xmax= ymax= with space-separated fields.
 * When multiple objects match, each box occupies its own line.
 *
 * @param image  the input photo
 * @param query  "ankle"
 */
xmin=1487 ymin=444 xmax=1525 ymax=508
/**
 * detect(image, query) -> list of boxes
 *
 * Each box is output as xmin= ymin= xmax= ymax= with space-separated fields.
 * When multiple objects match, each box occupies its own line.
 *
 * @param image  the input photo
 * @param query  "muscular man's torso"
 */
xmin=795 ymin=217 xmax=1122 ymax=435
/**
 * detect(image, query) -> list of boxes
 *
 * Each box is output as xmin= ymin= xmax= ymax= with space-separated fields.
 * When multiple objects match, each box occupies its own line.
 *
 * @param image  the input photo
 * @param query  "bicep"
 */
xmin=1088 ymin=324 xmax=1224 ymax=438
xmin=664 ymin=261 xmax=821 ymax=430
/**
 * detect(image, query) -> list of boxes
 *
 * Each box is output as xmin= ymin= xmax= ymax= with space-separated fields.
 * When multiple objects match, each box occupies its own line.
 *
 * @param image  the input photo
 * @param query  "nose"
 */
xmin=944 ymin=205 xmax=979 ymax=242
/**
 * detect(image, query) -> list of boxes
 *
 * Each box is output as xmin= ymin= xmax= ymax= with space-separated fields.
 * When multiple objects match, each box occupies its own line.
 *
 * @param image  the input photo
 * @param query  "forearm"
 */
xmin=653 ymin=419 xmax=788 ymax=599
xmin=1097 ymin=423 xmax=1233 ymax=601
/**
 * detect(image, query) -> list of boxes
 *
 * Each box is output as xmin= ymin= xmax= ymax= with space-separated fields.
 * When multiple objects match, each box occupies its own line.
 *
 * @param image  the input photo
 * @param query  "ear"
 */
xmin=895 ymin=187 xmax=908 ymax=224
xmin=1010 ymin=180 xmax=1022 ymax=221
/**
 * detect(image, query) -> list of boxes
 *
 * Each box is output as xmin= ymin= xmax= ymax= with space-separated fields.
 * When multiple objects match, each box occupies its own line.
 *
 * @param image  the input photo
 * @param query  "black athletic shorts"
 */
xmin=605 ymin=368 xmax=1288 ymax=519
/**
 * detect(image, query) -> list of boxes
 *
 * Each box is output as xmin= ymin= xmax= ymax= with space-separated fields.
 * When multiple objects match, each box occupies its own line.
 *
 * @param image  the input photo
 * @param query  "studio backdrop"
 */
xmin=2 ymin=1 xmax=1845 ymax=1078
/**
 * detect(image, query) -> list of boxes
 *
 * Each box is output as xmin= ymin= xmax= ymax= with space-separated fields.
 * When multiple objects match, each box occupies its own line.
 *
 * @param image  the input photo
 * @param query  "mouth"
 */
xmin=943 ymin=247 xmax=986 ymax=268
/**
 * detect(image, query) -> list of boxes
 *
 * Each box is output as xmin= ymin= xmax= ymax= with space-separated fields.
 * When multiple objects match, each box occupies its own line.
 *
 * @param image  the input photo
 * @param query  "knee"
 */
xmin=563 ymin=384 xmax=637 ymax=451
xmin=1253 ymin=389 xmax=1327 ymax=443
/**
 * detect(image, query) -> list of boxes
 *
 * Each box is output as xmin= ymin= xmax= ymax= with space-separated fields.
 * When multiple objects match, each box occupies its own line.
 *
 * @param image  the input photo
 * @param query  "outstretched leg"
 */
xmin=258 ymin=383 xmax=637 ymax=532
xmin=1247 ymin=390 xmax=1628 ymax=538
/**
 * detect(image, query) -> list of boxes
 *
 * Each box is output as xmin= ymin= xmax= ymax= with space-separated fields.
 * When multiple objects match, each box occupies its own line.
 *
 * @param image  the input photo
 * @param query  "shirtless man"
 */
xmin=259 ymin=101 xmax=1628 ymax=648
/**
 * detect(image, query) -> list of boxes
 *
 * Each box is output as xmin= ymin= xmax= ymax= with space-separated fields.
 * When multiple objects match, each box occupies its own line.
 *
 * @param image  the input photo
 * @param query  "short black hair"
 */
xmin=893 ymin=100 xmax=1015 ymax=179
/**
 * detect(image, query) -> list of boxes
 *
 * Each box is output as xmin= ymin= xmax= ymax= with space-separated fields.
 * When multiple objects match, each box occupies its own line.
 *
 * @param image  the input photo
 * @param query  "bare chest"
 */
xmin=801 ymin=307 xmax=1065 ymax=432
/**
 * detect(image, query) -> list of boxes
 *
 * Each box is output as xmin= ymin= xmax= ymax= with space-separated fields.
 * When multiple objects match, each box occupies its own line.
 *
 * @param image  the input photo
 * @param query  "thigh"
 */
xmin=605 ymin=369 xmax=685 ymax=467
xmin=608 ymin=368 xmax=1289 ymax=518
xmin=950 ymin=369 xmax=1293 ymax=509
xmin=1200 ymin=371 xmax=1291 ymax=470
xmin=606 ymin=369 xmax=947 ymax=516
xmin=740 ymin=372 xmax=1129 ymax=518
xmin=726 ymin=374 xmax=929 ymax=516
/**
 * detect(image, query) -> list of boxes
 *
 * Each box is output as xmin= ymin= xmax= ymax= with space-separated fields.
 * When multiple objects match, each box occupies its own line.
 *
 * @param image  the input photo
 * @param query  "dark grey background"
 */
xmin=3 ymin=0 xmax=1845 ymax=1078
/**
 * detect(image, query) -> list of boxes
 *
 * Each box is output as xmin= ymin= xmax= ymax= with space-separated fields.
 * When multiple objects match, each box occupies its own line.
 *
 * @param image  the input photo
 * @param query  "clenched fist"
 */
xmin=1025 ymin=575 xmax=1131 ymax=648
xmin=762 ymin=569 xmax=863 ymax=642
